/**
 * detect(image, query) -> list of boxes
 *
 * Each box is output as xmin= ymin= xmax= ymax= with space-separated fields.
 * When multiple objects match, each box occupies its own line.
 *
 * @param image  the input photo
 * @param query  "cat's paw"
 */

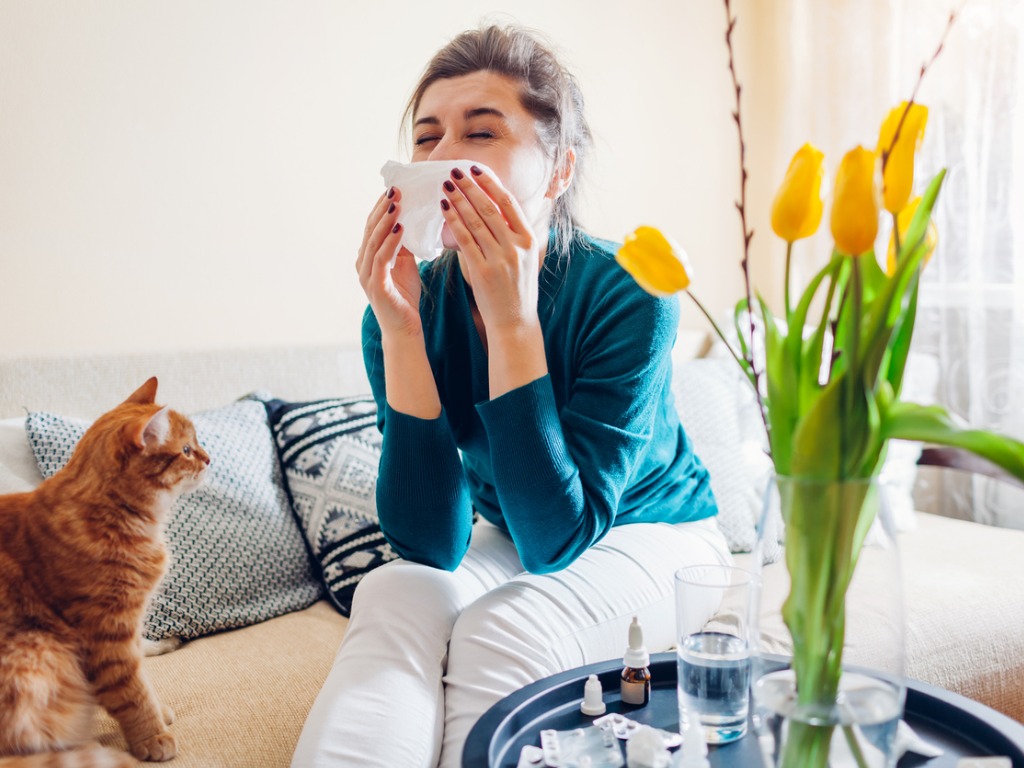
xmin=130 ymin=730 xmax=177 ymax=762
xmin=142 ymin=636 xmax=183 ymax=656
xmin=162 ymin=703 xmax=176 ymax=725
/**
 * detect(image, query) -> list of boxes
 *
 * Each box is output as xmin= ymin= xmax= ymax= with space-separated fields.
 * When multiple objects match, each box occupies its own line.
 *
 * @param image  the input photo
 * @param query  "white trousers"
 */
xmin=291 ymin=517 xmax=731 ymax=768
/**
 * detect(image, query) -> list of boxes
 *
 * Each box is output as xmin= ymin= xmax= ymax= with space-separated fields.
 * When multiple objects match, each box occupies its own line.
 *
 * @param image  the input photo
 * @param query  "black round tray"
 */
xmin=464 ymin=652 xmax=1024 ymax=767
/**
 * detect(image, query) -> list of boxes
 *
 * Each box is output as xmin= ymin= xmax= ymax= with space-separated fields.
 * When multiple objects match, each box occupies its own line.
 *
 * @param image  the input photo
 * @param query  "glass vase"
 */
xmin=750 ymin=475 xmax=906 ymax=768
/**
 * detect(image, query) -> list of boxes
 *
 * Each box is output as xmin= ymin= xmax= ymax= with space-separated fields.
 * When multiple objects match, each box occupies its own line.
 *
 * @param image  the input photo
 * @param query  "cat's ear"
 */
xmin=131 ymin=406 xmax=171 ymax=451
xmin=125 ymin=377 xmax=159 ymax=406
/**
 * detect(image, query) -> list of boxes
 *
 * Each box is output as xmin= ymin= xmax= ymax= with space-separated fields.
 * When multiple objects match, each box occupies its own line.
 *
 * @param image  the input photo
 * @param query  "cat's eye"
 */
xmin=183 ymin=445 xmax=192 ymax=456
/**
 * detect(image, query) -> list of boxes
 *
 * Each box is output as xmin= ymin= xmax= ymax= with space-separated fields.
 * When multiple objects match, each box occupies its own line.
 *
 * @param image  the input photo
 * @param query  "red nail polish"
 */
xmin=387 ymin=187 xmax=395 ymax=199
xmin=440 ymin=199 xmax=450 ymax=211
xmin=387 ymin=202 xmax=396 ymax=214
xmin=443 ymin=180 xmax=455 ymax=192
xmin=451 ymin=168 xmax=464 ymax=180
xmin=392 ymin=223 xmax=401 ymax=233
xmin=470 ymin=165 xmax=482 ymax=176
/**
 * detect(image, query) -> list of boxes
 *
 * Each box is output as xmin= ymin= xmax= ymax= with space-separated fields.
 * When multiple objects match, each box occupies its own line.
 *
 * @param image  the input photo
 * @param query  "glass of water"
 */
xmin=674 ymin=564 xmax=754 ymax=745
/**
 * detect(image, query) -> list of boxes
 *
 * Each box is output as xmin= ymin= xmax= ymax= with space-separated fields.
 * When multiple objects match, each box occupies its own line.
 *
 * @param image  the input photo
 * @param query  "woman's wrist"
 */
xmin=381 ymin=332 xmax=442 ymax=419
xmin=488 ymin=321 xmax=548 ymax=399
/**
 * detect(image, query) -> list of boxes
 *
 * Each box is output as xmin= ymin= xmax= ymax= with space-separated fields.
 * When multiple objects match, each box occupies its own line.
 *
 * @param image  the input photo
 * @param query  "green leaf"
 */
xmin=760 ymin=295 xmax=794 ymax=474
xmin=858 ymin=249 xmax=888 ymax=307
xmin=859 ymin=169 xmax=946 ymax=391
xmin=798 ymin=259 xmax=842 ymax=418
xmin=790 ymin=370 xmax=845 ymax=478
xmin=899 ymin=169 xmax=946 ymax=267
xmin=883 ymin=401 xmax=1024 ymax=482
xmin=881 ymin=271 xmax=920 ymax=397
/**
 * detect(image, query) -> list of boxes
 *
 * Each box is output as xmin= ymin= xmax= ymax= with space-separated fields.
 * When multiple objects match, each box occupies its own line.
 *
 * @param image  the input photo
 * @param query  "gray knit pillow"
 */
xmin=26 ymin=399 xmax=323 ymax=641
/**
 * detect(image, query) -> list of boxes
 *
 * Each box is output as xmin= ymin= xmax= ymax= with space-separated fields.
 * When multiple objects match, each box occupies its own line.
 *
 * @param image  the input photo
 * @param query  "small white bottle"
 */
xmin=580 ymin=673 xmax=607 ymax=716
xmin=620 ymin=616 xmax=651 ymax=707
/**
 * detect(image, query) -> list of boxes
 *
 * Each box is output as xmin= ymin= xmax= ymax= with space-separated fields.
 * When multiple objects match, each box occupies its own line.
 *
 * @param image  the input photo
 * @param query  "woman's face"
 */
xmin=411 ymin=71 xmax=555 ymax=245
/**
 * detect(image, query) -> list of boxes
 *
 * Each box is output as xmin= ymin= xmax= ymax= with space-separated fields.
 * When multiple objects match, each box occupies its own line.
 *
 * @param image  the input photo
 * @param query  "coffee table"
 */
xmin=464 ymin=652 xmax=1024 ymax=767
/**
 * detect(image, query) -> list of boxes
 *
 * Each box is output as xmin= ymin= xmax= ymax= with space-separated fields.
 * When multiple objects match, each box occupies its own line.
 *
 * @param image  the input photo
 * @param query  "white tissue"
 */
xmin=380 ymin=159 xmax=494 ymax=262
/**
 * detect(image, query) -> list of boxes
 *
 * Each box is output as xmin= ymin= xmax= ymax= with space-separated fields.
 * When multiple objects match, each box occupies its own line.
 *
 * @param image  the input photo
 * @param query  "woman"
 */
xmin=292 ymin=24 xmax=731 ymax=768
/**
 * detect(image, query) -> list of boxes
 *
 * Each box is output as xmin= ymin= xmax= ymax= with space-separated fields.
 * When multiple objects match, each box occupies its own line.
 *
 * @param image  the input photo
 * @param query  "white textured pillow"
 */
xmin=671 ymin=356 xmax=780 ymax=561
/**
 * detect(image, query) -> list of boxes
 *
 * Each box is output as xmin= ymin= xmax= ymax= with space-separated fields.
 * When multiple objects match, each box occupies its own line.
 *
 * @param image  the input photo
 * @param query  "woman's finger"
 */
xmin=360 ymin=218 xmax=403 ymax=290
xmin=458 ymin=165 xmax=531 ymax=239
xmin=441 ymin=174 xmax=512 ymax=256
xmin=357 ymin=187 xmax=402 ymax=278
xmin=439 ymin=189 xmax=488 ymax=266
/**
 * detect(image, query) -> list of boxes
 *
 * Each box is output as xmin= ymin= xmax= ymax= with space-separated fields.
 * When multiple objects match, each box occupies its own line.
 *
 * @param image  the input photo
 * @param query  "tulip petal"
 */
xmin=878 ymin=102 xmax=929 ymax=214
xmin=771 ymin=143 xmax=826 ymax=242
xmin=616 ymin=226 xmax=692 ymax=296
xmin=830 ymin=146 xmax=880 ymax=256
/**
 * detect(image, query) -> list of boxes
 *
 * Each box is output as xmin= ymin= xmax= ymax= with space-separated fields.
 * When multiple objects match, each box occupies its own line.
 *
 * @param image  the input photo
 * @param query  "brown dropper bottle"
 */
xmin=620 ymin=615 xmax=651 ymax=707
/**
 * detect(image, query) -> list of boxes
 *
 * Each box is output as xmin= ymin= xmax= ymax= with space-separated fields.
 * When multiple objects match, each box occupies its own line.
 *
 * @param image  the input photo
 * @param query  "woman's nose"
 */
xmin=427 ymin=137 xmax=457 ymax=162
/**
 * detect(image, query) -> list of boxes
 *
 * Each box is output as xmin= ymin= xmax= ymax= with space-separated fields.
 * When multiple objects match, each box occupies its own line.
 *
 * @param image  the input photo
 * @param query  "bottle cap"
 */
xmin=580 ymin=673 xmax=606 ymax=716
xmin=623 ymin=616 xmax=650 ymax=669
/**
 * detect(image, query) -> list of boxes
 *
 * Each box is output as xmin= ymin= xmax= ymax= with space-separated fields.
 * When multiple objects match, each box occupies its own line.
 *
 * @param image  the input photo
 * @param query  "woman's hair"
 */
xmin=403 ymin=24 xmax=592 ymax=256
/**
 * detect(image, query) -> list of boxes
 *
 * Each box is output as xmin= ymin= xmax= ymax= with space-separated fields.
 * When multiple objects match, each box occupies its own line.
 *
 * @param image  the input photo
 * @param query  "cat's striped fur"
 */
xmin=0 ymin=378 xmax=209 ymax=766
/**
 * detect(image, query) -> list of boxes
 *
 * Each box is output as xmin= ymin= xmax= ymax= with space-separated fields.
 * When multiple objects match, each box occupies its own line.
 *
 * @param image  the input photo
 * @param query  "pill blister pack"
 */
xmin=516 ymin=715 xmax=683 ymax=768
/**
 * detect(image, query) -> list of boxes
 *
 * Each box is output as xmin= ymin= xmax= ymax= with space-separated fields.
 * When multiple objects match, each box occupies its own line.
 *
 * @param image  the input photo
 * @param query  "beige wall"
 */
xmin=0 ymin=1 xmax=782 ymax=357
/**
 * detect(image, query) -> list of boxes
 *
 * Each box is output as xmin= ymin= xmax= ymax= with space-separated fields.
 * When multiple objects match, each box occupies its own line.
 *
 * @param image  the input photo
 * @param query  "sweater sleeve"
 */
xmin=361 ymin=307 xmax=474 ymax=571
xmin=476 ymin=282 xmax=680 ymax=574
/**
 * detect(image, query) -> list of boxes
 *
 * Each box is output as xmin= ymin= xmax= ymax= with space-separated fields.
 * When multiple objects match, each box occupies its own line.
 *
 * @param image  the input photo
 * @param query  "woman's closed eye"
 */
xmin=414 ymin=130 xmax=497 ymax=147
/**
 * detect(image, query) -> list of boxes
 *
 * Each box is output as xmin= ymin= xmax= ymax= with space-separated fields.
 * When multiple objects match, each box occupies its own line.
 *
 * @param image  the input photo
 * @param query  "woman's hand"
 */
xmin=440 ymin=166 xmax=542 ymax=336
xmin=358 ymin=186 xmax=442 ymax=418
xmin=441 ymin=165 xmax=548 ymax=398
xmin=356 ymin=187 xmax=422 ymax=340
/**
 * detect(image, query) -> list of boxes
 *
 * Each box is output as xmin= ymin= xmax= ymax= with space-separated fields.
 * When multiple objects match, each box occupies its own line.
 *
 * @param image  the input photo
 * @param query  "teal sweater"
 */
xmin=361 ymin=234 xmax=717 ymax=574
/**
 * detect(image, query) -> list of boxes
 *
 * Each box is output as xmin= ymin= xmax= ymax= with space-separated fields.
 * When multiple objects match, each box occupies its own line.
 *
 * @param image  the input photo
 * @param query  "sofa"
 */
xmin=1 ymin=339 xmax=1022 ymax=768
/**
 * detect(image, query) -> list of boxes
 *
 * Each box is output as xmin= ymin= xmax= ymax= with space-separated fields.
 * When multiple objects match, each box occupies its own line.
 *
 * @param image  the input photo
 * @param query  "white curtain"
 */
xmin=778 ymin=0 xmax=1024 ymax=526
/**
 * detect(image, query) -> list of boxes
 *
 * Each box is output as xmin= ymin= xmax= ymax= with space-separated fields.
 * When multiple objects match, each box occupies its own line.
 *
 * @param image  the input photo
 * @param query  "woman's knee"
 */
xmin=448 ymin=584 xmax=567 ymax=684
xmin=353 ymin=559 xmax=468 ymax=621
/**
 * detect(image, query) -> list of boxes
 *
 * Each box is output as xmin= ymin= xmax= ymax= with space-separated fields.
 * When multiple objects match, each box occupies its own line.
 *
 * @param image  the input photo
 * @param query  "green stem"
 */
xmin=775 ymin=478 xmax=874 ymax=768
xmin=842 ymin=724 xmax=873 ymax=768
xmin=780 ymin=721 xmax=835 ymax=768
xmin=845 ymin=259 xmax=863 ymax=476
xmin=784 ymin=241 xmax=793 ymax=318
xmin=685 ymin=289 xmax=753 ymax=387
xmin=892 ymin=211 xmax=902 ymax=259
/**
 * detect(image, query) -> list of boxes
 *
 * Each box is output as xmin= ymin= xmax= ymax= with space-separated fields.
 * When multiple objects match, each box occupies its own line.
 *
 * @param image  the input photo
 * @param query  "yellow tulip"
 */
xmin=616 ymin=226 xmax=692 ymax=296
xmin=771 ymin=143 xmax=825 ymax=242
xmin=830 ymin=146 xmax=880 ymax=256
xmin=886 ymin=197 xmax=938 ymax=275
xmin=877 ymin=101 xmax=928 ymax=214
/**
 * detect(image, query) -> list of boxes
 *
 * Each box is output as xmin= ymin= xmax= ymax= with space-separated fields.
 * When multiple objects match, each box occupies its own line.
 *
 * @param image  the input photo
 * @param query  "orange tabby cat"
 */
xmin=0 ymin=377 xmax=209 ymax=766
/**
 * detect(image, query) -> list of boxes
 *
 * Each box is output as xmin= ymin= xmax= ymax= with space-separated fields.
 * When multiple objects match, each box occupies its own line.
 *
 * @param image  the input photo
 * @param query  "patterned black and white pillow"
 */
xmin=263 ymin=396 xmax=396 ymax=617
xmin=26 ymin=399 xmax=323 ymax=642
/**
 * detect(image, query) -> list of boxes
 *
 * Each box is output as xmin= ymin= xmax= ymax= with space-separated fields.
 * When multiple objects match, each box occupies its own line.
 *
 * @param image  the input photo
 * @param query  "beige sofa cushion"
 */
xmin=95 ymin=601 xmax=349 ymax=767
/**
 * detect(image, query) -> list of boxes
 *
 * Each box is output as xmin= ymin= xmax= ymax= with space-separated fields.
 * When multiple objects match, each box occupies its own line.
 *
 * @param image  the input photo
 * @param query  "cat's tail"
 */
xmin=0 ymin=744 xmax=134 ymax=768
